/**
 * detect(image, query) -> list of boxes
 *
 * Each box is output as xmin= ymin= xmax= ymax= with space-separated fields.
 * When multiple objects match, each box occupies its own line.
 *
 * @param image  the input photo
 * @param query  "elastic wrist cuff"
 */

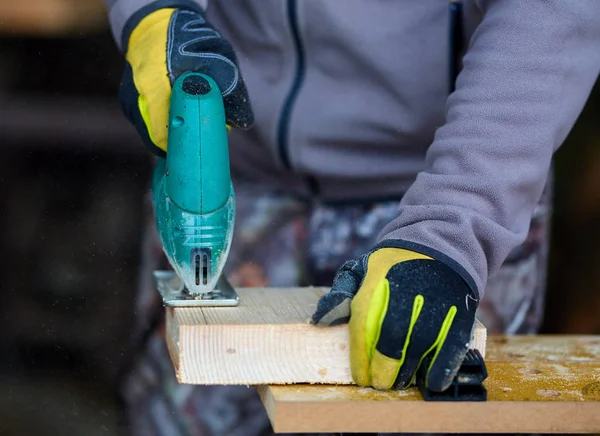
xmin=373 ymin=238 xmax=478 ymax=296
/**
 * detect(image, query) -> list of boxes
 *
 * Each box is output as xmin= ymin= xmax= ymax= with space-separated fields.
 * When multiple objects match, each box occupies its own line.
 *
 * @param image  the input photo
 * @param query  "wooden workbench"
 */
xmin=258 ymin=335 xmax=600 ymax=433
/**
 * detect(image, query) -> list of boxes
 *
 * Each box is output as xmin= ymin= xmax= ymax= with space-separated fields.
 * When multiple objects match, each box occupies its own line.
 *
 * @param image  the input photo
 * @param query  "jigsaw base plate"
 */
xmin=153 ymin=270 xmax=240 ymax=307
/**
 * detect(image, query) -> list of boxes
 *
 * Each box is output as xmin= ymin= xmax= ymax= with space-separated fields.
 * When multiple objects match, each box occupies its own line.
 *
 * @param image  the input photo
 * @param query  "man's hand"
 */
xmin=118 ymin=6 xmax=253 ymax=155
xmin=312 ymin=243 xmax=478 ymax=391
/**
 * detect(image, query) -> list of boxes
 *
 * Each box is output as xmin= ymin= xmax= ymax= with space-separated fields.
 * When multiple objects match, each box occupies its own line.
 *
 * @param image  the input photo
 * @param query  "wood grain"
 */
xmin=258 ymin=334 xmax=600 ymax=433
xmin=166 ymin=287 xmax=487 ymax=385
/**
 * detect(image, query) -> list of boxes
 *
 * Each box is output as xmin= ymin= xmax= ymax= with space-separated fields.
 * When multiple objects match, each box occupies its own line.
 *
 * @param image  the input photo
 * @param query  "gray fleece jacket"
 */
xmin=105 ymin=0 xmax=600 ymax=296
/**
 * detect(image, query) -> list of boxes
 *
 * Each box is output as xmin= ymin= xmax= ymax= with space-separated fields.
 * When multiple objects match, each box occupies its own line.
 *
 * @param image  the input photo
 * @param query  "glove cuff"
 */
xmin=120 ymin=0 xmax=205 ymax=51
xmin=372 ymin=239 xmax=478 ymax=297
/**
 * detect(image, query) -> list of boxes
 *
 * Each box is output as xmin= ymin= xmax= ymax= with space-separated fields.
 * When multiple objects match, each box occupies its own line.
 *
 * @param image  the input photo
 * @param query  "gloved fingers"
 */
xmin=349 ymin=277 xmax=393 ymax=386
xmin=118 ymin=62 xmax=164 ymax=155
xmin=424 ymin=317 xmax=474 ymax=392
xmin=123 ymin=8 xmax=177 ymax=154
xmin=311 ymin=257 xmax=365 ymax=326
xmin=169 ymin=9 xmax=254 ymax=129
xmin=311 ymin=291 xmax=352 ymax=326
xmin=369 ymin=290 xmax=428 ymax=390
xmin=391 ymin=299 xmax=451 ymax=389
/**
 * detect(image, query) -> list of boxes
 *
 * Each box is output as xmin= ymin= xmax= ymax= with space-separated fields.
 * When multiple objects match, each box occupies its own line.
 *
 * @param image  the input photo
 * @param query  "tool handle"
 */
xmin=166 ymin=72 xmax=230 ymax=214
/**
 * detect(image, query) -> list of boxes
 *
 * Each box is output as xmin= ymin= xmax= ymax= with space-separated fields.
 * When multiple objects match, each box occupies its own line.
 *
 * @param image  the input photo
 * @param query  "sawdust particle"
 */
xmin=339 ymin=344 xmax=347 ymax=351
xmin=519 ymin=368 xmax=542 ymax=375
xmin=507 ymin=352 xmax=525 ymax=358
xmin=552 ymin=364 xmax=569 ymax=374
xmin=501 ymin=387 xmax=512 ymax=392
xmin=226 ymin=348 xmax=236 ymax=354
xmin=318 ymin=368 xmax=328 ymax=377
xmin=537 ymin=389 xmax=561 ymax=397
xmin=569 ymin=356 xmax=593 ymax=362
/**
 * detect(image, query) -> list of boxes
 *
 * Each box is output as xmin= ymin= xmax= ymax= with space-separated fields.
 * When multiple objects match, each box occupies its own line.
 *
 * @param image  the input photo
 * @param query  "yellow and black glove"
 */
xmin=118 ymin=3 xmax=253 ymax=155
xmin=312 ymin=241 xmax=479 ymax=392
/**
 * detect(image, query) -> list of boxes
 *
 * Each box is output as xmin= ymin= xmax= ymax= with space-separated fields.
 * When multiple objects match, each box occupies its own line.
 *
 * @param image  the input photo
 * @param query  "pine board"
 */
xmin=166 ymin=287 xmax=487 ymax=385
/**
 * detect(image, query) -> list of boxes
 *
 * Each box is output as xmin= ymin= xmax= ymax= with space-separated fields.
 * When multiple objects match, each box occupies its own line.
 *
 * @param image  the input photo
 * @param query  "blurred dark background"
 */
xmin=0 ymin=2 xmax=598 ymax=435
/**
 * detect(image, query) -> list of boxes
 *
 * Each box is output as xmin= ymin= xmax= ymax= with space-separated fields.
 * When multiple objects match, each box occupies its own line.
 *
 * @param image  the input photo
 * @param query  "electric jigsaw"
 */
xmin=151 ymin=72 xmax=239 ymax=307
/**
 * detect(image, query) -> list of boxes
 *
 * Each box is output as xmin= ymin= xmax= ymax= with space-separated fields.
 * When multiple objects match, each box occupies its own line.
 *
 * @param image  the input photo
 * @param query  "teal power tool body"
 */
xmin=151 ymin=72 xmax=238 ymax=307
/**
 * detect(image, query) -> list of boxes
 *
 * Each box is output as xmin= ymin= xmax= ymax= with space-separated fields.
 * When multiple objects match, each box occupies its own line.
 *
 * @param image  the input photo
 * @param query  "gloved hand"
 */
xmin=311 ymin=242 xmax=479 ymax=392
xmin=118 ymin=5 xmax=253 ymax=155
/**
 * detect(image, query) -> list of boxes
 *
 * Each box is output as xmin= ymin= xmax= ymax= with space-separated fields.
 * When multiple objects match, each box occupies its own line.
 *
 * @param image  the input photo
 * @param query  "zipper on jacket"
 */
xmin=277 ymin=0 xmax=305 ymax=170
xmin=449 ymin=1 xmax=464 ymax=93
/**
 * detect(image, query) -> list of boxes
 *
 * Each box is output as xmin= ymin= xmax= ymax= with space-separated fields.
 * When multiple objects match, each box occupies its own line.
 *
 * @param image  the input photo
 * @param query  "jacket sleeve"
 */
xmin=104 ymin=0 xmax=208 ymax=51
xmin=378 ymin=0 xmax=600 ymax=296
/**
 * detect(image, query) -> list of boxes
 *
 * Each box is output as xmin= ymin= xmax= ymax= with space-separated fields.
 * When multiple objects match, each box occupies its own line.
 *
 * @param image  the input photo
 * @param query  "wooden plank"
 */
xmin=258 ymin=335 xmax=600 ymax=433
xmin=166 ymin=287 xmax=487 ymax=385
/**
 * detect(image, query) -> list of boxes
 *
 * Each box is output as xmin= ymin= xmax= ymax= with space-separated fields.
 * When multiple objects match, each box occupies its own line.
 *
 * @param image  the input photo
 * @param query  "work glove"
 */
xmin=312 ymin=242 xmax=479 ymax=392
xmin=118 ymin=5 xmax=253 ymax=155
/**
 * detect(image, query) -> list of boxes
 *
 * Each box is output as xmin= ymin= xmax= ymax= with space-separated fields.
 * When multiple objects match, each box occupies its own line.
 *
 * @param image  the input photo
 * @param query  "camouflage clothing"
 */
xmin=120 ymin=176 xmax=551 ymax=436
